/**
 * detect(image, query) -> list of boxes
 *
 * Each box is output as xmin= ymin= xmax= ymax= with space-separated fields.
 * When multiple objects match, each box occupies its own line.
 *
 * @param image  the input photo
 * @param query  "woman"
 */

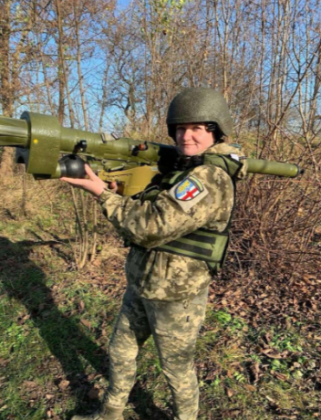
xmin=65 ymin=88 xmax=246 ymax=420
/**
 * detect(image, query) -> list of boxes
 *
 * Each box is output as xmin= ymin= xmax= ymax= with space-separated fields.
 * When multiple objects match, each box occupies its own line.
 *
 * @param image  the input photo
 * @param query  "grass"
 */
xmin=0 ymin=174 xmax=321 ymax=420
xmin=1 ymin=262 xmax=321 ymax=419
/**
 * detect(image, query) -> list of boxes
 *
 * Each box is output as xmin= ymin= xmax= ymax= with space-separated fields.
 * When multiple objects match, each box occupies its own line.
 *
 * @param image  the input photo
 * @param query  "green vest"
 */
xmin=140 ymin=153 xmax=242 ymax=274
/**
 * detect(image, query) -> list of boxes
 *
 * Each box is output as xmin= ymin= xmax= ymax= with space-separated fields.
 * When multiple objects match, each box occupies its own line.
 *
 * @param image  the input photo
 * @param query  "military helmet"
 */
xmin=166 ymin=87 xmax=233 ymax=140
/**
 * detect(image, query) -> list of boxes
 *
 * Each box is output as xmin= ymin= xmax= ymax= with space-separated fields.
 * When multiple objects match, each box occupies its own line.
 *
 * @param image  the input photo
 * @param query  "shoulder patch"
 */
xmin=169 ymin=175 xmax=208 ymax=212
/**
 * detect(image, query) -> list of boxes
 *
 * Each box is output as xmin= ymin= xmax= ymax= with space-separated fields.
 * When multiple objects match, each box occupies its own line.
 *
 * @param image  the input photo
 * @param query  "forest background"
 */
xmin=0 ymin=0 xmax=321 ymax=419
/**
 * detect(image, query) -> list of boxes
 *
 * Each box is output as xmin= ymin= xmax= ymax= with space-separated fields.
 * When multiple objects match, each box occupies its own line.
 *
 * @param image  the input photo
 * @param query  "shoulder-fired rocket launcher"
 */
xmin=0 ymin=112 xmax=303 ymax=196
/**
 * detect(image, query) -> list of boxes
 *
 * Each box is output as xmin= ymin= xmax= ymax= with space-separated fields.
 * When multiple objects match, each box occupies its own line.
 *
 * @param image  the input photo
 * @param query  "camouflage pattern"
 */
xmin=210 ymin=142 xmax=248 ymax=179
xmin=99 ymin=144 xmax=241 ymax=301
xmin=72 ymin=405 xmax=124 ymax=420
xmin=96 ymin=143 xmax=245 ymax=419
xmin=104 ymin=285 xmax=208 ymax=420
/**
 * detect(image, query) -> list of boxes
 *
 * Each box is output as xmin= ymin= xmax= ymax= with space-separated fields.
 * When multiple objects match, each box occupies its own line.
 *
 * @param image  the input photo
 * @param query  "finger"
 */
xmin=109 ymin=181 xmax=117 ymax=189
xmin=84 ymin=164 xmax=98 ymax=181
xmin=61 ymin=177 xmax=86 ymax=188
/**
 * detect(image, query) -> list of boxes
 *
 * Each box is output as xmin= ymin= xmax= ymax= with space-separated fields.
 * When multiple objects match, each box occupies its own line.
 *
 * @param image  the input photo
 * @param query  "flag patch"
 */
xmin=175 ymin=176 xmax=204 ymax=200
xmin=169 ymin=175 xmax=208 ymax=212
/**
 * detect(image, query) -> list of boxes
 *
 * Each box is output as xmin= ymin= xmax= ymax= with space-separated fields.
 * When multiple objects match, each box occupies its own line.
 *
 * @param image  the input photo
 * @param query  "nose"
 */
xmin=182 ymin=128 xmax=193 ymax=141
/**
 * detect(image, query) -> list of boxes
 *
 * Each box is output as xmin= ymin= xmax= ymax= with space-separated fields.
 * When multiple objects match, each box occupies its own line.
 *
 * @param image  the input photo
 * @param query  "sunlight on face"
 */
xmin=175 ymin=124 xmax=215 ymax=156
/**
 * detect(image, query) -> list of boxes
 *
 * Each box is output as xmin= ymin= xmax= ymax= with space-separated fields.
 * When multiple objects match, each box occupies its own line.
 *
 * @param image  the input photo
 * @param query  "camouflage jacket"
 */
xmin=98 ymin=143 xmax=246 ymax=301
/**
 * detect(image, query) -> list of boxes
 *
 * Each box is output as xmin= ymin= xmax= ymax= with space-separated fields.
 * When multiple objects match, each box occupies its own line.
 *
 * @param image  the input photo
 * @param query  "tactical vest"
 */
xmin=140 ymin=153 xmax=243 ymax=274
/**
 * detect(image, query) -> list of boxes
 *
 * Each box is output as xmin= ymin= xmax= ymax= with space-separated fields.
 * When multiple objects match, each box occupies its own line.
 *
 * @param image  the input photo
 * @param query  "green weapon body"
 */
xmin=0 ymin=112 xmax=303 ymax=195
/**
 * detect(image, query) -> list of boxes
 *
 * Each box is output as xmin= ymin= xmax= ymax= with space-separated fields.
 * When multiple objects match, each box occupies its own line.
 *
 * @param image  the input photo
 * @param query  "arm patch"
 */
xmin=169 ymin=175 xmax=208 ymax=212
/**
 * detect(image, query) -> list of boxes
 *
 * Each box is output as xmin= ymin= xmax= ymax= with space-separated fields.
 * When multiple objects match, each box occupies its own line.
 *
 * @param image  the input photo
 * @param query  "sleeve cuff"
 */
xmin=97 ymin=189 xmax=113 ymax=205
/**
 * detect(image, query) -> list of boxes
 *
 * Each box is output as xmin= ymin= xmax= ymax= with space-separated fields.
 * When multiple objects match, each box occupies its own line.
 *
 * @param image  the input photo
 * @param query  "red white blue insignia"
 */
xmin=175 ymin=176 xmax=204 ymax=201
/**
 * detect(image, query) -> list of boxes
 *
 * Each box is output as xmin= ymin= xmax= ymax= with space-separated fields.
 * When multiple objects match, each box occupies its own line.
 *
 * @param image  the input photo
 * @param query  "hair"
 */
xmin=169 ymin=122 xmax=225 ymax=144
xmin=206 ymin=123 xmax=225 ymax=143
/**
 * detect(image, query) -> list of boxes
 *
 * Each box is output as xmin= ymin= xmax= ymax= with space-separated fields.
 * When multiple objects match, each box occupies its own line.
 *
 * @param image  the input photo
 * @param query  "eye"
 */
xmin=176 ymin=126 xmax=185 ymax=133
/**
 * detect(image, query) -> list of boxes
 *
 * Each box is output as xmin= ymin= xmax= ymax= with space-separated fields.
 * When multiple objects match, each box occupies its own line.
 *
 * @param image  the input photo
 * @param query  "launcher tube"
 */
xmin=0 ymin=116 xmax=29 ymax=147
xmin=246 ymin=158 xmax=302 ymax=178
xmin=0 ymin=112 xmax=303 ymax=179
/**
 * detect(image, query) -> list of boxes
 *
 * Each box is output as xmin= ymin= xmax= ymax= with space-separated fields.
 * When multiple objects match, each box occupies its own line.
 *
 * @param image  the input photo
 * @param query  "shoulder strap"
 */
xmin=204 ymin=153 xmax=243 ymax=179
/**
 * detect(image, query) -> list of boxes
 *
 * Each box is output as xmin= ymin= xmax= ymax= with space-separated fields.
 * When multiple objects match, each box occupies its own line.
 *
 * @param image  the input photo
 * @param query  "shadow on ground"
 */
xmin=0 ymin=236 xmax=169 ymax=420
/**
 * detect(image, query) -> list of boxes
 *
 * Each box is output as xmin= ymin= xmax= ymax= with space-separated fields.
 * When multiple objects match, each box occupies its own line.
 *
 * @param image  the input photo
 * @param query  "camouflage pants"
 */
xmin=104 ymin=285 xmax=208 ymax=420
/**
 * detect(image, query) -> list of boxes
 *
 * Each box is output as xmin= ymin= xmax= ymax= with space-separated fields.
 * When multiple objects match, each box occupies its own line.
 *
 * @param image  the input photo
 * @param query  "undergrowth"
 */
xmin=0 ymin=143 xmax=321 ymax=420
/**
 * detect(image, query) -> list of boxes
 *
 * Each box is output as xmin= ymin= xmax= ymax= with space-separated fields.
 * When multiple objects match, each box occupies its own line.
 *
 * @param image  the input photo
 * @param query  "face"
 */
xmin=175 ymin=123 xmax=214 ymax=156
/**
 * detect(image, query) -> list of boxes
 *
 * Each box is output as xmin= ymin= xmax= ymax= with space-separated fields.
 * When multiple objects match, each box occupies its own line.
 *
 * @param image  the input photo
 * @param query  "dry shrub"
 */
xmin=212 ymin=140 xmax=321 ymax=326
xmin=0 ymin=166 xmax=123 ymax=271
xmin=0 ymin=148 xmax=14 ymax=177
xmin=1 ymin=144 xmax=320 ymax=325
xmin=0 ymin=168 xmax=71 ymax=221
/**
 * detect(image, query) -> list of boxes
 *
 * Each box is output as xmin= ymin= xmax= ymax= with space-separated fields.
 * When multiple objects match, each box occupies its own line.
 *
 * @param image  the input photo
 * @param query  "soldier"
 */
xmin=62 ymin=88 xmax=247 ymax=420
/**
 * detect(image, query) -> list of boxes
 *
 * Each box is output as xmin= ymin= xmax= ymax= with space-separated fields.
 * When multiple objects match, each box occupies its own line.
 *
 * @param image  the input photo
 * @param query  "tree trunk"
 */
xmin=0 ymin=0 xmax=14 ymax=177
